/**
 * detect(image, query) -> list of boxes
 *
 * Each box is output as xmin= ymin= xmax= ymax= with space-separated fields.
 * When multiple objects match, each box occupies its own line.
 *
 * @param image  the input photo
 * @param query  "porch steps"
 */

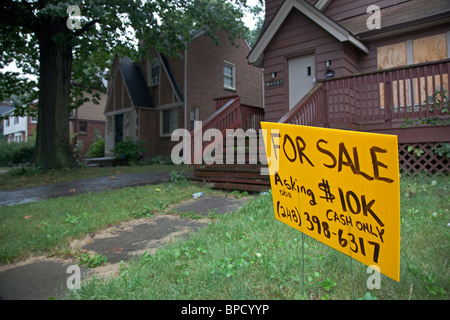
xmin=191 ymin=163 xmax=270 ymax=192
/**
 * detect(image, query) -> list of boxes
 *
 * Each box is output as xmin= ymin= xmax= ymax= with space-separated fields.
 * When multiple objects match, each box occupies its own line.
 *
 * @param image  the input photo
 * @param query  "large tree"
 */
xmin=0 ymin=0 xmax=256 ymax=171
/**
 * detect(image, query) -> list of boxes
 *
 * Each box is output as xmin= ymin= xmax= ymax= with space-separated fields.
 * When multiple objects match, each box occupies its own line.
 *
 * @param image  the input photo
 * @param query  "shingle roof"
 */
xmin=0 ymin=105 xmax=14 ymax=116
xmin=118 ymin=57 xmax=155 ymax=108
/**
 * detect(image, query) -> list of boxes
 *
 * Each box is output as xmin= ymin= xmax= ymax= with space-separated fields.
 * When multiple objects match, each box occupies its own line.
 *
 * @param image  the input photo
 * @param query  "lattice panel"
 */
xmin=398 ymin=142 xmax=449 ymax=176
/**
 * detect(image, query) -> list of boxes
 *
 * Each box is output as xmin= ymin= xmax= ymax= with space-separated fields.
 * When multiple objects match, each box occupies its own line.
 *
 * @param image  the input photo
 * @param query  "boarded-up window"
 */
xmin=412 ymin=34 xmax=448 ymax=104
xmin=377 ymin=42 xmax=408 ymax=108
xmin=413 ymin=34 xmax=447 ymax=64
xmin=377 ymin=34 xmax=449 ymax=108
xmin=377 ymin=42 xmax=407 ymax=70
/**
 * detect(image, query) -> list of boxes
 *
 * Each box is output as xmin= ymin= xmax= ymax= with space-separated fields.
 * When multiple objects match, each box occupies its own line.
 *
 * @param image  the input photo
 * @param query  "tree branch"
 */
xmin=73 ymin=19 xmax=100 ymax=37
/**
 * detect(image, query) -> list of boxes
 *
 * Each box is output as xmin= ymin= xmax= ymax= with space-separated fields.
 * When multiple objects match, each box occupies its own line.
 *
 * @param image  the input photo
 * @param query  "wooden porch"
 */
xmin=189 ymin=95 xmax=269 ymax=192
xmin=190 ymin=59 xmax=449 ymax=191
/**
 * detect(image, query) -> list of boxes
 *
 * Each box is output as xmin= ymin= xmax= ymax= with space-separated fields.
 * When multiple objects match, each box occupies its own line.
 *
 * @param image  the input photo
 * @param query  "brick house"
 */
xmin=104 ymin=30 xmax=264 ymax=160
xmin=69 ymin=89 xmax=107 ymax=158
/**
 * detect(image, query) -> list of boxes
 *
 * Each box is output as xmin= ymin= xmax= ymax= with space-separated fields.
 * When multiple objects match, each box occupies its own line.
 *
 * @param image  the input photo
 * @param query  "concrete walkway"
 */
xmin=0 ymin=170 xmax=252 ymax=300
xmin=0 ymin=171 xmax=180 ymax=207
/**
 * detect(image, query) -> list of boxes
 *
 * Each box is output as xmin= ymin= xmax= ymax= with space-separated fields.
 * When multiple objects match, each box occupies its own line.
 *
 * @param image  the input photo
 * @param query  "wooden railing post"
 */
xmin=384 ymin=76 xmax=393 ymax=129
xmin=322 ymin=82 xmax=329 ymax=127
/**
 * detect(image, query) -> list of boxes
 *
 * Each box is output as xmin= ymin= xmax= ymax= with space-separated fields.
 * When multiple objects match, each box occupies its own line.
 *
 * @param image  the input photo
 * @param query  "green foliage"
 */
xmin=113 ymin=137 xmax=146 ymax=164
xmin=0 ymin=0 xmax=254 ymax=113
xmin=8 ymin=163 xmax=42 ymax=176
xmin=76 ymin=251 xmax=108 ymax=268
xmin=433 ymin=143 xmax=450 ymax=158
xmin=86 ymin=131 xmax=105 ymax=158
xmin=169 ymin=170 xmax=187 ymax=183
xmin=0 ymin=141 xmax=35 ymax=166
xmin=403 ymin=87 xmax=450 ymax=127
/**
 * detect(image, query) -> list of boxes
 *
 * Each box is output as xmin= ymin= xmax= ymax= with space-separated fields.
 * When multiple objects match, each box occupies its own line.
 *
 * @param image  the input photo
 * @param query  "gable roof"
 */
xmin=158 ymin=53 xmax=184 ymax=103
xmin=118 ymin=57 xmax=155 ymax=109
xmin=248 ymin=0 xmax=369 ymax=67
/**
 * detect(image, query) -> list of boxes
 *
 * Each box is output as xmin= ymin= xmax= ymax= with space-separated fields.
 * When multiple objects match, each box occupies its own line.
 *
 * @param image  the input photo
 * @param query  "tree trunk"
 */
xmin=34 ymin=18 xmax=79 ymax=171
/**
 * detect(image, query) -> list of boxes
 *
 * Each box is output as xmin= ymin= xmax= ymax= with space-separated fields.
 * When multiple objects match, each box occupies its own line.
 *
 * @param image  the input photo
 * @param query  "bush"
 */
xmin=8 ymin=163 xmax=42 ymax=176
xmin=0 ymin=141 xmax=35 ymax=166
xmin=113 ymin=137 xmax=146 ymax=165
xmin=86 ymin=132 xmax=105 ymax=158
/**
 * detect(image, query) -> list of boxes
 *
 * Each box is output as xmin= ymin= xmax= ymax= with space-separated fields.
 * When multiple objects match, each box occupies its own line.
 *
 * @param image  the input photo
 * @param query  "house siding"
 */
xmin=263 ymin=8 xmax=348 ymax=121
xmin=323 ymin=0 xmax=400 ymax=22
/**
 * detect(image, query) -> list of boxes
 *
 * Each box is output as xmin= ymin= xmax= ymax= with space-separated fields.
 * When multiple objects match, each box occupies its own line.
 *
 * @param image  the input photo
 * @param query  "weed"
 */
xmin=76 ymin=251 xmax=108 ymax=268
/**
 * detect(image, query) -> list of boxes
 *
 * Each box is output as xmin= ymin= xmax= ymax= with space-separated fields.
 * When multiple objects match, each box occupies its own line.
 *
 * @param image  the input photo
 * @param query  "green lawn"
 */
xmin=71 ymin=174 xmax=447 ymax=300
xmin=0 ymin=174 xmax=448 ymax=300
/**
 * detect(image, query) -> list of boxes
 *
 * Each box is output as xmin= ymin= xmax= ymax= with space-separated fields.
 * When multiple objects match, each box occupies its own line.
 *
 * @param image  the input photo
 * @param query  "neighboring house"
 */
xmin=104 ymin=30 xmax=264 ymax=160
xmin=69 ymin=89 xmax=107 ymax=158
xmin=2 ymin=106 xmax=37 ymax=143
xmin=0 ymin=101 xmax=14 ymax=139
xmin=1 ymin=92 xmax=106 ymax=159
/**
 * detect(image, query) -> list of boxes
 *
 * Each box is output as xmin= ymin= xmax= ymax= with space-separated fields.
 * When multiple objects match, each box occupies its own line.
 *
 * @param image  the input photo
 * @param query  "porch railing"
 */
xmin=281 ymin=58 xmax=450 ymax=129
xmin=190 ymin=96 xmax=264 ymax=164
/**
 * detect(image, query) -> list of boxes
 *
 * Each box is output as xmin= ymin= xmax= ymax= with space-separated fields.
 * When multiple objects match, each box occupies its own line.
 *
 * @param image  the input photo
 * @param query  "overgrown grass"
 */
xmin=0 ymin=181 xmax=216 ymax=264
xmin=1 ymin=174 xmax=447 ymax=300
xmin=0 ymin=164 xmax=190 ymax=190
xmin=69 ymin=174 xmax=449 ymax=300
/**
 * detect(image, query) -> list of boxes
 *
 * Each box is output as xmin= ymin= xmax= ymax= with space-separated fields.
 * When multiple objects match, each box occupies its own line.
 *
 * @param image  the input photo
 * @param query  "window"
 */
xmin=190 ymin=107 xmax=199 ymax=130
xmin=14 ymin=116 xmax=19 ymax=125
xmin=5 ymin=117 xmax=9 ymax=127
xmin=79 ymin=122 xmax=87 ymax=133
xmin=161 ymin=108 xmax=178 ymax=136
xmin=148 ymin=58 xmax=160 ymax=87
xmin=107 ymin=116 xmax=113 ymax=134
xmin=223 ymin=61 xmax=236 ymax=90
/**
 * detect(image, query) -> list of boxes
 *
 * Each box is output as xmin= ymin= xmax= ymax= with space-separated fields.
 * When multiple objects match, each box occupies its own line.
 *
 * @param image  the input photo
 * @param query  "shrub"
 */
xmin=8 ymin=163 xmax=42 ymax=176
xmin=0 ymin=141 xmax=35 ymax=166
xmin=113 ymin=137 xmax=146 ymax=165
xmin=86 ymin=132 xmax=105 ymax=158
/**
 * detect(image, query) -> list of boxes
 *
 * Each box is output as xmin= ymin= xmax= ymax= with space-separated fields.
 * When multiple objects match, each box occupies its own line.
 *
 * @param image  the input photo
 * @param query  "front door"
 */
xmin=288 ymin=53 xmax=316 ymax=109
xmin=115 ymin=114 xmax=123 ymax=144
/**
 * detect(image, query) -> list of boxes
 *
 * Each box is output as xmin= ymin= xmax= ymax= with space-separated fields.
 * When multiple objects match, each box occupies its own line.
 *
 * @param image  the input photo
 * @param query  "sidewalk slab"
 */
xmin=0 ymin=194 xmax=251 ymax=300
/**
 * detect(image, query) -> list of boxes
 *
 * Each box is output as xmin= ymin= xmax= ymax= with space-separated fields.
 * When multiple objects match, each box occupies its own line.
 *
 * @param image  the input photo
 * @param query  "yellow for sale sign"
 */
xmin=261 ymin=122 xmax=401 ymax=282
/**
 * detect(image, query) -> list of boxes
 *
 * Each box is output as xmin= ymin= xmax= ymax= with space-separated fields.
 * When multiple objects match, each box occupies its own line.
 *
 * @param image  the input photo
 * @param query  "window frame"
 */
xmin=79 ymin=121 xmax=87 ymax=134
xmin=160 ymin=108 xmax=179 ymax=137
xmin=190 ymin=106 xmax=199 ymax=130
xmin=148 ymin=58 xmax=160 ymax=87
xmin=223 ymin=61 xmax=236 ymax=91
